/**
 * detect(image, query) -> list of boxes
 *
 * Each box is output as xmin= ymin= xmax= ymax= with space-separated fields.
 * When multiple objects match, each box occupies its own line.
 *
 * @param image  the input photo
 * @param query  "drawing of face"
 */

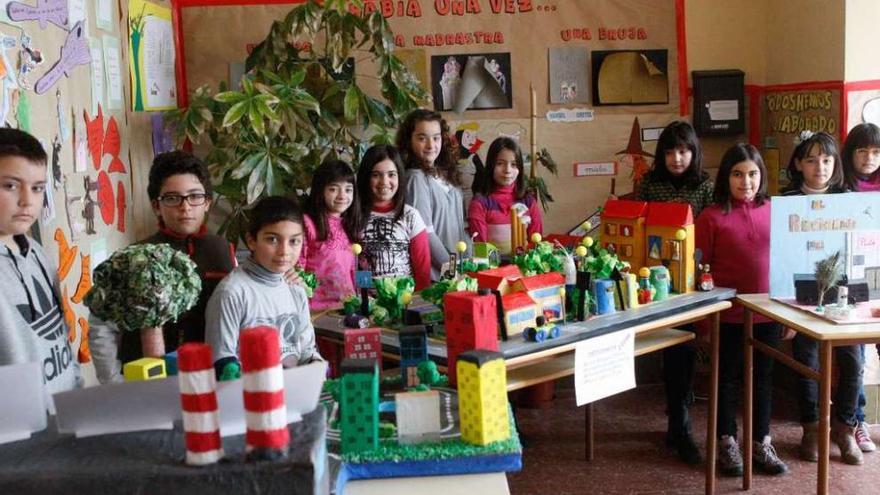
xmin=460 ymin=129 xmax=478 ymax=150
xmin=444 ymin=57 xmax=459 ymax=76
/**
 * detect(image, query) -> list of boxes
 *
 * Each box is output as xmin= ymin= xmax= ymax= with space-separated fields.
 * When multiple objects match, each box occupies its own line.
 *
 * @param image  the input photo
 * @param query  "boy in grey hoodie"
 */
xmin=206 ymin=196 xmax=321 ymax=378
xmin=0 ymin=128 xmax=79 ymax=397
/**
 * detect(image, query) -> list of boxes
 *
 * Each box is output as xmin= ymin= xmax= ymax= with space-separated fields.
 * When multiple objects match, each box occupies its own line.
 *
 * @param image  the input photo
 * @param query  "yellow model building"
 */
xmin=456 ymin=349 xmax=510 ymax=446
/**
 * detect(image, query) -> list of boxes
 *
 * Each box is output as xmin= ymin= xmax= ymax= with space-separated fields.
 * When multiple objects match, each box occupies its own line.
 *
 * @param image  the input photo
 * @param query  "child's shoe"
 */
xmin=752 ymin=436 xmax=788 ymax=475
xmin=718 ymin=435 xmax=743 ymax=477
xmin=799 ymin=421 xmax=819 ymax=462
xmin=855 ymin=422 xmax=876 ymax=453
xmin=831 ymin=420 xmax=864 ymax=465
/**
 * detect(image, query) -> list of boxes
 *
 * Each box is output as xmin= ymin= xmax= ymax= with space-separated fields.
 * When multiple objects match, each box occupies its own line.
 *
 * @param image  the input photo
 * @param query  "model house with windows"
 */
xmin=600 ymin=199 xmax=648 ymax=269
xmin=510 ymin=272 xmax=566 ymax=323
xmin=457 ymin=349 xmax=510 ymax=446
xmin=645 ymin=202 xmax=695 ymax=294
xmin=444 ymin=291 xmax=500 ymax=385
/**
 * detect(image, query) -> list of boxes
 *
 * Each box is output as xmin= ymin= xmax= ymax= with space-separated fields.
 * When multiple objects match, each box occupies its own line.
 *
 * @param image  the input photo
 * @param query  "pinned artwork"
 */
xmin=115 ymin=180 xmax=126 ymax=232
xmin=61 ymin=286 xmax=76 ymax=342
xmin=51 ymin=134 xmax=62 ymax=189
xmin=54 ymin=227 xmax=78 ymax=280
xmin=96 ymin=170 xmax=114 ymax=226
xmin=0 ymin=33 xmax=19 ymax=127
xmin=548 ymin=47 xmax=588 ymax=104
xmin=77 ymin=317 xmax=90 ymax=363
xmin=18 ymin=33 xmax=44 ymax=91
xmin=83 ymin=105 xmax=103 ymax=169
xmin=70 ymin=253 xmax=91 ymax=304
xmin=129 ymin=0 xmax=177 ymax=111
xmin=592 ymin=50 xmax=669 ymax=106
xmin=5 ymin=0 xmax=69 ymax=30
xmin=150 ymin=112 xmax=173 ymax=155
xmin=35 ymin=20 xmax=91 ymax=95
xmin=104 ymin=116 xmax=125 ymax=173
xmin=56 ymin=88 xmax=69 ymax=140
xmin=432 ymin=53 xmax=512 ymax=113
xmin=81 ymin=175 xmax=98 ymax=234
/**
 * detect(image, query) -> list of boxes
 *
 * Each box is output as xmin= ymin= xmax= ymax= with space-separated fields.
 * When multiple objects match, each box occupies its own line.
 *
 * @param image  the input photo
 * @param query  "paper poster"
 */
xmin=546 ymin=108 xmax=594 ymax=122
xmin=708 ymin=100 xmax=738 ymax=121
xmin=102 ymin=35 xmax=123 ymax=110
xmin=5 ymin=0 xmax=67 ymax=30
xmin=150 ymin=112 xmax=173 ymax=155
xmin=431 ymin=52 xmax=511 ymax=113
xmin=67 ymin=0 xmax=85 ymax=26
xmin=548 ymin=47 xmax=588 ymax=104
xmin=128 ymin=0 xmax=177 ymax=111
xmin=95 ymin=0 xmax=113 ymax=31
xmin=574 ymin=329 xmax=635 ymax=406
xmin=769 ymin=193 xmax=880 ymax=299
xmin=34 ymin=20 xmax=90 ymax=95
xmin=89 ymin=38 xmax=104 ymax=114
xmin=592 ymin=49 xmax=669 ymax=106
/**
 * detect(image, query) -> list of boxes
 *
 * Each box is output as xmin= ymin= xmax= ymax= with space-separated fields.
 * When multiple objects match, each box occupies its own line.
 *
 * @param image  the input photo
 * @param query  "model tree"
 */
xmin=814 ymin=250 xmax=843 ymax=310
xmin=84 ymin=244 xmax=202 ymax=358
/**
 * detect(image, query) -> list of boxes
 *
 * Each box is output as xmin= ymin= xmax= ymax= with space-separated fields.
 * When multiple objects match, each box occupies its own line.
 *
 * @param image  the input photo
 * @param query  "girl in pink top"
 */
xmin=299 ymin=160 xmax=360 ymax=310
xmin=468 ymin=137 xmax=542 ymax=254
xmin=696 ymin=144 xmax=787 ymax=476
xmin=843 ymin=123 xmax=880 ymax=192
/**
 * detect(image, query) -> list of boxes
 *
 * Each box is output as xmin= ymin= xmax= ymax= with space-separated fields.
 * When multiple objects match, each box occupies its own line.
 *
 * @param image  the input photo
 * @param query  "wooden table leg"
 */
xmin=743 ymin=309 xmax=754 ymax=491
xmin=585 ymin=402 xmax=594 ymax=461
xmin=818 ymin=342 xmax=832 ymax=495
xmin=706 ymin=312 xmax=720 ymax=495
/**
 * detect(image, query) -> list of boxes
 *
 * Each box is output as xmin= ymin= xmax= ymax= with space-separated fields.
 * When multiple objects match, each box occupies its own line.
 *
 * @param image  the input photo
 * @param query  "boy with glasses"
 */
xmin=89 ymin=151 xmax=237 ymax=383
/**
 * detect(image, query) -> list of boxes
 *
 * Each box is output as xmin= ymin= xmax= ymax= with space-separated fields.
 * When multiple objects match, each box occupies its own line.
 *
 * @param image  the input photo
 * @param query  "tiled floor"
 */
xmin=508 ymin=382 xmax=880 ymax=494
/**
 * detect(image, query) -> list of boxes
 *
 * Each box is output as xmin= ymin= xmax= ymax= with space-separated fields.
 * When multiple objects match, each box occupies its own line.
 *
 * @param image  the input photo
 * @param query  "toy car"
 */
xmin=522 ymin=315 xmax=561 ymax=343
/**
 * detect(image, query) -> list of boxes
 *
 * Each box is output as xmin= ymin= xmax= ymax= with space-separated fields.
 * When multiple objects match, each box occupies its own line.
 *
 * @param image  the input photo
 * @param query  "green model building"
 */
xmin=340 ymin=358 xmax=380 ymax=454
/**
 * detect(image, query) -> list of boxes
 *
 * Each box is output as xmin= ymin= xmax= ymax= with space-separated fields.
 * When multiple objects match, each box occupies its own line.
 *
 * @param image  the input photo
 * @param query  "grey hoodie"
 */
xmin=0 ymin=235 xmax=79 ymax=397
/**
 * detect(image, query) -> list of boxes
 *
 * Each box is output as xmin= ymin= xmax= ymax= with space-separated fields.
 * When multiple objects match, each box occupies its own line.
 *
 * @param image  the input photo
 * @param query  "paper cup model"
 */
xmin=240 ymin=326 xmax=289 ymax=460
xmin=178 ymin=343 xmax=224 ymax=466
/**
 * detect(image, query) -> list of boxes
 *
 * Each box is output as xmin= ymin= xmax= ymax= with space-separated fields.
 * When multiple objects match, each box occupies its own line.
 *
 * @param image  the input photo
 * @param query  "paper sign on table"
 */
xmin=574 ymin=329 xmax=635 ymax=406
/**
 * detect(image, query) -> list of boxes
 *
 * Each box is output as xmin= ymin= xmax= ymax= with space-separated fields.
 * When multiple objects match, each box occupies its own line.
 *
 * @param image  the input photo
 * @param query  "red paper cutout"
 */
xmin=84 ymin=105 xmax=104 ymax=170
xmin=116 ymin=180 xmax=126 ymax=233
xmin=70 ymin=253 xmax=91 ymax=304
xmin=96 ymin=170 xmax=115 ymax=226
xmin=107 ymin=156 xmax=126 ymax=173
xmin=103 ymin=116 xmax=120 ymax=158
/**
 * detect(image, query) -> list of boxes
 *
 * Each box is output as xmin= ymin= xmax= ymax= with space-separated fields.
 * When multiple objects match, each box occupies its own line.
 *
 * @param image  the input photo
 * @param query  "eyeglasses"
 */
xmin=157 ymin=193 xmax=209 ymax=207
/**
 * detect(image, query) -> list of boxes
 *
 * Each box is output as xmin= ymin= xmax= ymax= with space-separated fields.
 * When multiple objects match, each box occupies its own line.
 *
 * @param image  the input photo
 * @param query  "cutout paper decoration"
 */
xmin=592 ymin=49 xmax=669 ymax=106
xmin=19 ymin=33 xmax=44 ymax=91
xmin=81 ymin=175 xmax=98 ymax=235
xmin=54 ymin=227 xmax=78 ymax=280
xmin=96 ymin=170 xmax=114 ymax=226
xmin=431 ymin=53 xmax=512 ymax=113
xmin=83 ymin=105 xmax=103 ymax=169
xmin=70 ymin=253 xmax=91 ymax=304
xmin=129 ymin=0 xmax=177 ymax=111
xmin=104 ymin=116 xmax=125 ymax=173
xmin=35 ymin=20 xmax=91 ymax=95
xmin=51 ymin=134 xmax=62 ymax=189
xmin=77 ymin=317 xmax=90 ymax=363
xmin=61 ymin=286 xmax=76 ymax=342
xmin=6 ymin=0 xmax=69 ymax=30
xmin=116 ymin=180 xmax=126 ymax=232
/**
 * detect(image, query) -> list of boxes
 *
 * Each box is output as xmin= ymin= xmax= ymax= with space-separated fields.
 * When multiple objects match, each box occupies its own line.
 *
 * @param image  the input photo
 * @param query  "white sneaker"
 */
xmin=718 ymin=435 xmax=743 ymax=477
xmin=855 ymin=422 xmax=877 ymax=453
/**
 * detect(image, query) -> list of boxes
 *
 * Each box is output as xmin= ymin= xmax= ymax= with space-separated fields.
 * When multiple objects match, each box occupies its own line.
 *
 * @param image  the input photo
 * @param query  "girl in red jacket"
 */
xmin=696 ymin=143 xmax=787 ymax=477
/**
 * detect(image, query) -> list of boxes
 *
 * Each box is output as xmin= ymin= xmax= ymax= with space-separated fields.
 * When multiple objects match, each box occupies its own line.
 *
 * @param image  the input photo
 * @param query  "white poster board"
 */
xmin=574 ymin=329 xmax=635 ymax=406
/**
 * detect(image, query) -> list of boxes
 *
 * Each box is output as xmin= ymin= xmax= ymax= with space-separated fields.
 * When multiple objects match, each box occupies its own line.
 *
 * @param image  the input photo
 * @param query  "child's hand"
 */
xmin=781 ymin=326 xmax=796 ymax=340
xmin=284 ymin=268 xmax=304 ymax=286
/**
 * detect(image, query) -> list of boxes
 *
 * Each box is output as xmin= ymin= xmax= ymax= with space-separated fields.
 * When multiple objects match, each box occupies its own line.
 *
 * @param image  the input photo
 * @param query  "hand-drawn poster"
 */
xmin=592 ymin=49 xmax=669 ymax=106
xmin=431 ymin=52 xmax=511 ymax=113
xmin=102 ymin=35 xmax=123 ymax=110
xmin=128 ymin=0 xmax=177 ymax=111
xmin=548 ymin=47 xmax=588 ymax=104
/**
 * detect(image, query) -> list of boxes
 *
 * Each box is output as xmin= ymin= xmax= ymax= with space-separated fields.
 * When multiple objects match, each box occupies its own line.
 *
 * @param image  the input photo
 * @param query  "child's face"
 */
xmin=410 ymin=120 xmax=442 ymax=167
xmin=796 ymin=144 xmax=835 ymax=190
xmin=152 ymin=173 xmax=211 ymax=236
xmin=492 ymin=148 xmax=519 ymax=187
xmin=246 ymin=220 xmax=303 ymax=274
xmin=370 ymin=159 xmax=398 ymax=204
xmin=664 ymin=145 xmax=693 ymax=177
xmin=323 ymin=180 xmax=353 ymax=217
xmin=728 ymin=160 xmax=761 ymax=202
xmin=853 ymin=146 xmax=880 ymax=176
xmin=0 ymin=156 xmax=46 ymax=244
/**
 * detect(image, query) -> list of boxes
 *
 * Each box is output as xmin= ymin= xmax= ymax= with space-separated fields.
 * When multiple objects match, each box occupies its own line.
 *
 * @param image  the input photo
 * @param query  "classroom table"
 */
xmin=734 ymin=294 xmax=880 ymax=495
xmin=315 ymin=288 xmax=736 ymax=494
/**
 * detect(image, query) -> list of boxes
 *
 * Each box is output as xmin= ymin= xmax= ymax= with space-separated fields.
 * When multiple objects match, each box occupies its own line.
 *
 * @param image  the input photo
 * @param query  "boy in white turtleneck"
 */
xmin=206 ymin=196 xmax=321 ymax=379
